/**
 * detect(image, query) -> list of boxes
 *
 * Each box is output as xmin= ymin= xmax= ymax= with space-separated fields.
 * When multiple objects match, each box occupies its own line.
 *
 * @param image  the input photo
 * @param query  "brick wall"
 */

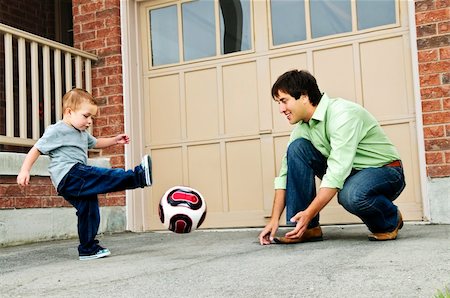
xmin=0 ymin=176 xmax=110 ymax=209
xmin=415 ymin=0 xmax=450 ymax=178
xmin=72 ymin=0 xmax=125 ymax=206
xmin=0 ymin=0 xmax=125 ymax=210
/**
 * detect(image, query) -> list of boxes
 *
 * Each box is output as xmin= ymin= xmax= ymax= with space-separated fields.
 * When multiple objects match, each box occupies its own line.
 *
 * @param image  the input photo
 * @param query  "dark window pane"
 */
xmin=219 ymin=0 xmax=252 ymax=54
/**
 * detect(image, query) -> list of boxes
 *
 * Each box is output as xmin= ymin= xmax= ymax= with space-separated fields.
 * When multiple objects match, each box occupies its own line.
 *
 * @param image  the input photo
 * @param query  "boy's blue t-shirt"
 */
xmin=34 ymin=120 xmax=97 ymax=188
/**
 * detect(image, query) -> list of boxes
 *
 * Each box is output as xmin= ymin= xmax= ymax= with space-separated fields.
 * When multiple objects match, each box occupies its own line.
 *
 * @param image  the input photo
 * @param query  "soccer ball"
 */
xmin=159 ymin=186 xmax=207 ymax=234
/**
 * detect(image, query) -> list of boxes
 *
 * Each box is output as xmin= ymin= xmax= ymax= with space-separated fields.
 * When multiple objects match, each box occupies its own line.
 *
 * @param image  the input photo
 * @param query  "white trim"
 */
xmin=120 ymin=0 xmax=147 ymax=232
xmin=120 ymin=0 xmax=133 ymax=231
xmin=408 ymin=0 xmax=429 ymax=221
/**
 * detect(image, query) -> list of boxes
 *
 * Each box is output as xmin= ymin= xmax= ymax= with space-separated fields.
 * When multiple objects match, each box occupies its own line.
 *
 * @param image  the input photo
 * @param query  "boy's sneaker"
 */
xmin=141 ymin=155 xmax=152 ymax=186
xmin=79 ymin=248 xmax=111 ymax=261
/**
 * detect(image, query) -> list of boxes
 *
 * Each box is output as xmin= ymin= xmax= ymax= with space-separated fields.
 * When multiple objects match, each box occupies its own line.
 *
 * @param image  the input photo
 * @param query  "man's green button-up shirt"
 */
xmin=274 ymin=93 xmax=401 ymax=190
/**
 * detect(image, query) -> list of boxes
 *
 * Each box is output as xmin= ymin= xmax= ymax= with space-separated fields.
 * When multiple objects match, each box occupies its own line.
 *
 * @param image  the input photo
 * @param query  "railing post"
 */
xmin=4 ymin=33 xmax=13 ymax=137
xmin=31 ymin=42 xmax=40 ymax=140
xmin=18 ymin=37 xmax=27 ymax=139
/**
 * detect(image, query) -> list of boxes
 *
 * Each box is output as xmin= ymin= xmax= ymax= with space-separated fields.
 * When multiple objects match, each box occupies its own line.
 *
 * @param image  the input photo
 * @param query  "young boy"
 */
xmin=17 ymin=88 xmax=152 ymax=260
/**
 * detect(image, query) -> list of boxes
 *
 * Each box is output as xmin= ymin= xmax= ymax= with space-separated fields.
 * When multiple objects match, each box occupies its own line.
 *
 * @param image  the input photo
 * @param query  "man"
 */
xmin=258 ymin=70 xmax=405 ymax=245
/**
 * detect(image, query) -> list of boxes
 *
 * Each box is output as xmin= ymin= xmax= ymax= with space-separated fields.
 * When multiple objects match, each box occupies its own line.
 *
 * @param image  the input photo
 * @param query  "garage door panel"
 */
xmin=274 ymin=135 xmax=289 ymax=176
xmin=187 ymin=144 xmax=223 ymax=213
xmin=360 ymin=37 xmax=410 ymax=120
xmin=269 ymin=54 xmax=308 ymax=133
xmin=382 ymin=123 xmax=422 ymax=213
xmin=223 ymin=62 xmax=259 ymax=135
xmin=150 ymin=147 xmax=184 ymax=217
xmin=313 ymin=45 xmax=357 ymax=101
xmin=226 ymin=140 xmax=263 ymax=211
xmin=147 ymin=75 xmax=181 ymax=144
xmin=185 ymin=69 xmax=220 ymax=140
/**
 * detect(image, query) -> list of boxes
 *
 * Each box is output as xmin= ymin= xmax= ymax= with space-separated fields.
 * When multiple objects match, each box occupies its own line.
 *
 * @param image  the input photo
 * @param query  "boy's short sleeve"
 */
xmin=35 ymin=125 xmax=60 ymax=154
xmin=87 ymin=133 xmax=97 ymax=149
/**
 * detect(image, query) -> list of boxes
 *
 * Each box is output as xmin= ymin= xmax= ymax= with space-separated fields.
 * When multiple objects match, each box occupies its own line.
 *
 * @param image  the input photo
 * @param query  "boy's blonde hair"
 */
xmin=62 ymin=88 xmax=97 ymax=114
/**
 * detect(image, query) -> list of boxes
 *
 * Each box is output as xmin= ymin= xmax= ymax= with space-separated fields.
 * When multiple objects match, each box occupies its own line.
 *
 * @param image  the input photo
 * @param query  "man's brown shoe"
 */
xmin=272 ymin=226 xmax=323 ymax=244
xmin=368 ymin=211 xmax=403 ymax=241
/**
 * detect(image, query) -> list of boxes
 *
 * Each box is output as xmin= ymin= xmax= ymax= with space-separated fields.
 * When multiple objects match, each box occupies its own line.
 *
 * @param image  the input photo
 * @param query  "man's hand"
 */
xmin=258 ymin=220 xmax=279 ymax=245
xmin=284 ymin=210 xmax=312 ymax=239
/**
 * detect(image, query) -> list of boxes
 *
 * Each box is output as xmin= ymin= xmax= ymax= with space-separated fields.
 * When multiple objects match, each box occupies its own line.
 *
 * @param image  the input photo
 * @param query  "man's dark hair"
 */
xmin=271 ymin=70 xmax=322 ymax=106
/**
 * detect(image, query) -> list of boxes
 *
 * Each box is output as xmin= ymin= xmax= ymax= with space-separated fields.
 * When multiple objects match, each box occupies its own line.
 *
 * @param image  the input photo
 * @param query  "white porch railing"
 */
xmin=0 ymin=23 xmax=98 ymax=147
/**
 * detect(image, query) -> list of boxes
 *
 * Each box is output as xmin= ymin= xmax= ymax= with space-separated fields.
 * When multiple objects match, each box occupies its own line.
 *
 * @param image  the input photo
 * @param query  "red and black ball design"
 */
xmin=159 ymin=186 xmax=207 ymax=234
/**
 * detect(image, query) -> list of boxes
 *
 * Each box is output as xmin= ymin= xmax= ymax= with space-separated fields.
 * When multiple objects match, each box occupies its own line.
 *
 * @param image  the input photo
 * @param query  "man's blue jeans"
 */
xmin=57 ymin=163 xmax=146 ymax=255
xmin=285 ymin=138 xmax=405 ymax=233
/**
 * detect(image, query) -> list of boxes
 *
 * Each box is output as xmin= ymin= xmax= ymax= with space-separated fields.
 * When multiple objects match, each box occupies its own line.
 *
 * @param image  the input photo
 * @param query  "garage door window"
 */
xmin=270 ymin=0 xmax=397 ymax=46
xmin=148 ymin=0 xmax=252 ymax=67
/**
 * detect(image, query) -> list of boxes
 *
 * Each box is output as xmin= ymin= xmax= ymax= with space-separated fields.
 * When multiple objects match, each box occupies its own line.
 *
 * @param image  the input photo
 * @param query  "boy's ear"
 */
xmin=63 ymin=108 xmax=71 ymax=115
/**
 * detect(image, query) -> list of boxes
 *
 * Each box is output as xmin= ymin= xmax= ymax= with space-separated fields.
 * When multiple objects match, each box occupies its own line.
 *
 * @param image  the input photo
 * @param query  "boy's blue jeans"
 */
xmin=57 ymin=163 xmax=146 ymax=255
xmin=285 ymin=138 xmax=406 ymax=233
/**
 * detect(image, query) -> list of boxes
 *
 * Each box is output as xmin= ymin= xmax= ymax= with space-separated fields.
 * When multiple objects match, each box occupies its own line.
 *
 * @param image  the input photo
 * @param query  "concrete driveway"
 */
xmin=1 ymin=223 xmax=449 ymax=297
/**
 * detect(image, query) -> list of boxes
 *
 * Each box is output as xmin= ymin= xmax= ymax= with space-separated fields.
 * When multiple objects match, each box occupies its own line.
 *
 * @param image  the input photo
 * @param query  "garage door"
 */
xmin=137 ymin=0 xmax=422 ymax=230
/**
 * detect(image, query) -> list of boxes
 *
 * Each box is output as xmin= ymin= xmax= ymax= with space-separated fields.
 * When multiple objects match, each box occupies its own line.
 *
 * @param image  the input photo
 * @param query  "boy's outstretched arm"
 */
xmin=94 ymin=134 xmax=130 ymax=149
xmin=17 ymin=146 xmax=41 ymax=186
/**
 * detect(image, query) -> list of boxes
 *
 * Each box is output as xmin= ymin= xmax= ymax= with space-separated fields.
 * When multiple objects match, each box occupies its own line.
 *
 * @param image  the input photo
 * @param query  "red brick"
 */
xmin=101 ymin=144 xmax=125 ymax=155
xmin=0 ymin=197 xmax=15 ymax=209
xmin=444 ymin=98 xmax=450 ymax=109
xmin=82 ymin=39 xmax=106 ymax=51
xmin=420 ymin=74 xmax=441 ymax=86
xmin=417 ymin=35 xmax=450 ymax=50
xmin=96 ymin=7 xmax=120 ymax=20
xmin=110 ymin=155 xmax=125 ymax=168
xmin=80 ymin=2 xmax=105 ymax=15
xmin=427 ymin=164 xmax=450 ymax=177
xmin=423 ymin=125 xmax=445 ymax=138
xmin=445 ymin=152 xmax=450 ymax=163
xmin=417 ymin=24 xmax=437 ymax=37
xmin=420 ymin=86 xmax=450 ymax=99
xmin=416 ymin=9 xmax=450 ymax=26
xmin=418 ymin=50 xmax=439 ymax=62
xmin=436 ymin=0 xmax=450 ymax=9
xmin=27 ymin=185 xmax=52 ymax=196
xmin=94 ymin=116 xmax=108 ymax=127
xmin=423 ymin=111 xmax=450 ymax=125
xmin=425 ymin=138 xmax=450 ymax=151
xmin=108 ymin=95 xmax=123 ymax=105
xmin=97 ymin=27 xmax=120 ymax=38
xmin=108 ymin=74 xmax=122 ymax=85
xmin=98 ymin=85 xmax=123 ymax=96
xmin=99 ymin=104 xmax=123 ymax=116
xmin=97 ymin=65 xmax=122 ymax=77
xmin=0 ymin=185 xmax=26 ymax=197
xmin=440 ymin=47 xmax=450 ymax=59
xmin=97 ymin=45 xmax=121 ymax=57
xmin=105 ymin=55 xmax=122 ymax=66
xmin=426 ymin=152 xmax=444 ymax=164
xmin=422 ymin=99 xmax=442 ymax=111
xmin=15 ymin=197 xmax=42 ymax=208
xmin=81 ymin=20 xmax=105 ymax=32
xmin=438 ymin=21 xmax=450 ymax=34
xmin=99 ymin=125 xmax=125 ymax=137
xmin=106 ymin=36 xmax=121 ymax=47
xmin=419 ymin=60 xmax=450 ymax=74
xmin=415 ymin=0 xmax=435 ymax=12
xmin=41 ymin=196 xmax=66 ymax=208
xmin=108 ymin=114 xmax=124 ymax=125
